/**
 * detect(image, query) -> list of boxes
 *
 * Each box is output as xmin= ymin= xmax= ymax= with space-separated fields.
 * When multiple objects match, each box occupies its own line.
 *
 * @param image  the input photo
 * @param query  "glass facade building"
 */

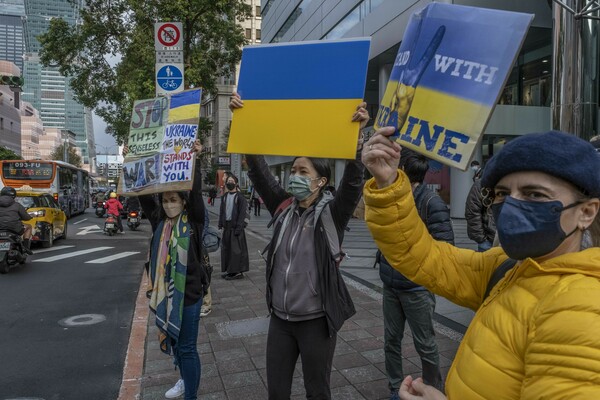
xmin=19 ymin=0 xmax=95 ymax=165
xmin=0 ymin=0 xmax=25 ymax=71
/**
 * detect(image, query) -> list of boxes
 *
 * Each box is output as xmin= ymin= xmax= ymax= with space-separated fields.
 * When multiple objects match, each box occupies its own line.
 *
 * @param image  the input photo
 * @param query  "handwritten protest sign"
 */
xmin=228 ymin=38 xmax=371 ymax=159
xmin=374 ymin=3 xmax=533 ymax=170
xmin=119 ymin=89 xmax=202 ymax=195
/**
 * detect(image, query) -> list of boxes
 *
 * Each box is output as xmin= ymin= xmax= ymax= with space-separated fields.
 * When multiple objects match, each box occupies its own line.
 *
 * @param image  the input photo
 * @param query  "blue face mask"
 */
xmin=491 ymin=196 xmax=580 ymax=260
xmin=287 ymin=174 xmax=318 ymax=201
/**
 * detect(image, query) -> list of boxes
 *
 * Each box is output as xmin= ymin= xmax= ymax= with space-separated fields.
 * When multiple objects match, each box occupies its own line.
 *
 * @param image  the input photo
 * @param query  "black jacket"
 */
xmin=0 ymin=195 xmax=31 ymax=233
xmin=218 ymin=191 xmax=247 ymax=232
xmin=246 ymin=154 xmax=364 ymax=336
xmin=465 ymin=178 xmax=496 ymax=244
xmin=378 ymin=184 xmax=454 ymax=290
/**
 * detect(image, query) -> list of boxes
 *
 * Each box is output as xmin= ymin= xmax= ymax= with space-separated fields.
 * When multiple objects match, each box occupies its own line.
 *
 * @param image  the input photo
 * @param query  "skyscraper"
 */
xmin=0 ymin=1 xmax=25 ymax=71
xmin=20 ymin=0 xmax=96 ymax=167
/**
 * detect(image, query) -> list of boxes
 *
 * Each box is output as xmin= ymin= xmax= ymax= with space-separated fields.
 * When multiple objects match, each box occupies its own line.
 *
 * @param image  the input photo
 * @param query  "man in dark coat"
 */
xmin=218 ymin=174 xmax=249 ymax=279
xmin=375 ymin=149 xmax=454 ymax=399
xmin=465 ymin=164 xmax=496 ymax=251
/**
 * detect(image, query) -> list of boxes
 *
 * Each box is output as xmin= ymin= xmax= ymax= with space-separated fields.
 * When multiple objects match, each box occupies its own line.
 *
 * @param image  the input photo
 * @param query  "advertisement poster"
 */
xmin=228 ymin=38 xmax=371 ymax=159
xmin=120 ymin=89 xmax=202 ymax=195
xmin=374 ymin=3 xmax=533 ymax=170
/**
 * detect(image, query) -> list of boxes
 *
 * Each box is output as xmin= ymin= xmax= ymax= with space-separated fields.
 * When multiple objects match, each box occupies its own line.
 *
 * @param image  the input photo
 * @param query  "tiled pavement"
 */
xmin=139 ymin=200 xmax=465 ymax=399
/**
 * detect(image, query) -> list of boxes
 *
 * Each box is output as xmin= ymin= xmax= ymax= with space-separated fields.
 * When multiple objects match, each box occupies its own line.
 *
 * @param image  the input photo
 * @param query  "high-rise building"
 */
xmin=0 ymin=1 xmax=26 ymax=71
xmin=20 ymin=0 xmax=96 ymax=169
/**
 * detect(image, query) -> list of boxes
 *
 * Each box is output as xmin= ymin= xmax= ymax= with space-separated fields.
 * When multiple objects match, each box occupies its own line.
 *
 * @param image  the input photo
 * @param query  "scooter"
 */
xmin=104 ymin=214 xmax=119 ymax=236
xmin=95 ymin=201 xmax=106 ymax=217
xmin=127 ymin=210 xmax=140 ymax=231
xmin=0 ymin=230 xmax=27 ymax=274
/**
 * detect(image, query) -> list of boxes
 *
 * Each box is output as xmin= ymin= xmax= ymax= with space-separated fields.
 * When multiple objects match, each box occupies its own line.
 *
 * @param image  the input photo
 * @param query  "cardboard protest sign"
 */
xmin=119 ymin=89 xmax=202 ymax=195
xmin=374 ymin=3 xmax=533 ymax=170
xmin=228 ymin=38 xmax=371 ymax=159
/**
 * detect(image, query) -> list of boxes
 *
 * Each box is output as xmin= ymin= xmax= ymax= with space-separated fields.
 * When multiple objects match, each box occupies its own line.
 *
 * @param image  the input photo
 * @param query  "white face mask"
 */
xmin=163 ymin=201 xmax=184 ymax=219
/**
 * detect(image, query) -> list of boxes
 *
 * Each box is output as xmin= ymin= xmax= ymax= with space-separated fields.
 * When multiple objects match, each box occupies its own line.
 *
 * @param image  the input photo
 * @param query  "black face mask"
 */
xmin=491 ymin=196 xmax=580 ymax=260
xmin=226 ymin=183 xmax=236 ymax=191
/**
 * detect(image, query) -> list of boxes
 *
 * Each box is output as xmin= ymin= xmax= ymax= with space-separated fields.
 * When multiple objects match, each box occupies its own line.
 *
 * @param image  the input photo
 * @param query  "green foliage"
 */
xmin=204 ymin=163 xmax=219 ymax=186
xmin=50 ymin=144 xmax=83 ymax=167
xmin=38 ymin=0 xmax=251 ymax=144
xmin=0 ymin=146 xmax=20 ymax=160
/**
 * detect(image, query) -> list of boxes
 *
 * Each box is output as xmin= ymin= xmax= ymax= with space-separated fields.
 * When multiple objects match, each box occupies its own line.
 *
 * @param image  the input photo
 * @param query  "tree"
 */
xmin=50 ymin=144 xmax=83 ymax=167
xmin=0 ymin=146 xmax=20 ymax=160
xmin=38 ymin=0 xmax=251 ymax=144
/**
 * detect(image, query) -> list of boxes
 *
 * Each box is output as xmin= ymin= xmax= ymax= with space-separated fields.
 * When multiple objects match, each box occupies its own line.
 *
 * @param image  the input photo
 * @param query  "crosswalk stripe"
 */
xmin=85 ymin=252 xmax=141 ymax=264
xmin=35 ymin=247 xmax=114 ymax=262
xmin=32 ymin=245 xmax=75 ymax=255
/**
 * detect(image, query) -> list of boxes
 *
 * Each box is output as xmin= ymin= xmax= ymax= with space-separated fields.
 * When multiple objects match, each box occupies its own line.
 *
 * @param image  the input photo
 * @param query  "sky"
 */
xmin=93 ymin=113 xmax=119 ymax=152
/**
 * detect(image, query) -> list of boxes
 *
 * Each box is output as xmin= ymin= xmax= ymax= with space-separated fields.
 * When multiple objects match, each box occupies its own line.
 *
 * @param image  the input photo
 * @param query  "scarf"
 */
xmin=149 ymin=212 xmax=190 ymax=355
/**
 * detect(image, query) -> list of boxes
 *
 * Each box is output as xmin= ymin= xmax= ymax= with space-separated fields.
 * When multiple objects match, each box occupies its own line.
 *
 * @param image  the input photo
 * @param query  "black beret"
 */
xmin=481 ymin=131 xmax=600 ymax=198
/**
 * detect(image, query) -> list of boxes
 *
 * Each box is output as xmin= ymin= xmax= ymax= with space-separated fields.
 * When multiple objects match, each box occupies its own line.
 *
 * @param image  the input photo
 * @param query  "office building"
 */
xmin=0 ymin=0 xmax=26 ymax=71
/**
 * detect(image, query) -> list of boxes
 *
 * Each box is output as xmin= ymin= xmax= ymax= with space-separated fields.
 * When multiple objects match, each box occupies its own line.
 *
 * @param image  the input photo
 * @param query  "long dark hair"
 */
xmin=153 ymin=191 xmax=190 ymax=222
xmin=293 ymin=157 xmax=331 ymax=194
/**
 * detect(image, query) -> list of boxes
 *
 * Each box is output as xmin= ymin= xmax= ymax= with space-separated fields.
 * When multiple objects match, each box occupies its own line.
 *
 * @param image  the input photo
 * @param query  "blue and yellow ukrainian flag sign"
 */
xmin=374 ymin=3 xmax=533 ymax=170
xmin=228 ymin=38 xmax=371 ymax=159
xmin=169 ymin=89 xmax=202 ymax=123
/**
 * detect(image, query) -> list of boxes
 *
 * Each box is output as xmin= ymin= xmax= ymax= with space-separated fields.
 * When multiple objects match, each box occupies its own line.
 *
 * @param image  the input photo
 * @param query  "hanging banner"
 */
xmin=119 ymin=89 xmax=202 ymax=195
xmin=228 ymin=38 xmax=371 ymax=159
xmin=374 ymin=3 xmax=533 ymax=170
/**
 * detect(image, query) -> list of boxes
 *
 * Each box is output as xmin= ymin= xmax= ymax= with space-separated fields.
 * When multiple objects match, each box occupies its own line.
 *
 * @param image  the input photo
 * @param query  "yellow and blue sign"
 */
xmin=228 ymin=38 xmax=371 ymax=159
xmin=169 ymin=89 xmax=202 ymax=123
xmin=374 ymin=3 xmax=533 ymax=170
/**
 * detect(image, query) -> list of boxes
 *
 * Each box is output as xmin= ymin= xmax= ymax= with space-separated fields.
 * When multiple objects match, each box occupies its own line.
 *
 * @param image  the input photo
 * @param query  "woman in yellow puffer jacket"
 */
xmin=361 ymin=127 xmax=600 ymax=400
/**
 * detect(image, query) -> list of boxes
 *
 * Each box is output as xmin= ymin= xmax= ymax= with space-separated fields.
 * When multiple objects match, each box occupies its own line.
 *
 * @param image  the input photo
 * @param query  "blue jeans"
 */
xmin=383 ymin=285 xmax=442 ymax=391
xmin=477 ymin=240 xmax=493 ymax=252
xmin=175 ymin=300 xmax=202 ymax=400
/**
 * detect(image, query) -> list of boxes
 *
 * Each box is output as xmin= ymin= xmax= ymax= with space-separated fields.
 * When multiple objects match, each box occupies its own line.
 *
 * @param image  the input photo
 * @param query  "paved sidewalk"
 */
xmin=138 ymin=200 xmax=470 ymax=399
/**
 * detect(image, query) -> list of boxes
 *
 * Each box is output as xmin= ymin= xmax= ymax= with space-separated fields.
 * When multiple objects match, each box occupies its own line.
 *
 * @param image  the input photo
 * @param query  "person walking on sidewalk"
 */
xmin=250 ymin=185 xmax=262 ymax=216
xmin=465 ymin=162 xmax=496 ymax=251
xmin=148 ymin=140 xmax=210 ymax=400
xmin=362 ymin=129 xmax=600 ymax=400
xmin=218 ymin=174 xmax=249 ymax=280
xmin=376 ymin=149 xmax=453 ymax=400
xmin=231 ymin=92 xmax=369 ymax=399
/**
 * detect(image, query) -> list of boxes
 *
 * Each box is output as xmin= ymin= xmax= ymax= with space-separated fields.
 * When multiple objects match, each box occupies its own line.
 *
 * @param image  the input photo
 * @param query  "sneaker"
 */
xmin=165 ymin=379 xmax=184 ymax=399
xmin=221 ymin=272 xmax=228 ymax=279
xmin=200 ymin=307 xmax=212 ymax=317
xmin=390 ymin=390 xmax=400 ymax=400
xmin=225 ymin=272 xmax=243 ymax=280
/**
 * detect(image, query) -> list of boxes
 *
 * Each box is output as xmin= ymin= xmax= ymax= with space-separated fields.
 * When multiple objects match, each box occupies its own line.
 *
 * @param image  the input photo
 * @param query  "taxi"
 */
xmin=15 ymin=190 xmax=67 ymax=248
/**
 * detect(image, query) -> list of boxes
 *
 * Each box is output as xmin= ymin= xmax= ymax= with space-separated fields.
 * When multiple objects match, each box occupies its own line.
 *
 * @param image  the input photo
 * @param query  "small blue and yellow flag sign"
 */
xmin=119 ymin=89 xmax=202 ymax=195
xmin=228 ymin=38 xmax=371 ymax=159
xmin=374 ymin=3 xmax=533 ymax=170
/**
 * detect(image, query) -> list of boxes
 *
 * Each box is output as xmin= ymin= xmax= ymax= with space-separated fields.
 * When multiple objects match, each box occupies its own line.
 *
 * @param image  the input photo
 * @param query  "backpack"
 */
xmin=267 ymin=197 xmax=346 ymax=267
xmin=482 ymin=258 xmax=517 ymax=301
xmin=202 ymin=225 xmax=221 ymax=253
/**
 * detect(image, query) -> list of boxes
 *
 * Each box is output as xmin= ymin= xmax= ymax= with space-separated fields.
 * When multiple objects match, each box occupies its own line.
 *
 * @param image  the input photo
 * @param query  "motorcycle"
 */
xmin=104 ymin=214 xmax=119 ymax=236
xmin=95 ymin=201 xmax=106 ymax=217
xmin=0 ymin=230 xmax=27 ymax=274
xmin=127 ymin=210 xmax=140 ymax=231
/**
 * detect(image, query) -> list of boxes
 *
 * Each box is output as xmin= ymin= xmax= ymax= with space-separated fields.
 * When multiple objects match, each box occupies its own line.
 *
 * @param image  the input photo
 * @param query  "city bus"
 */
xmin=0 ymin=160 xmax=90 ymax=218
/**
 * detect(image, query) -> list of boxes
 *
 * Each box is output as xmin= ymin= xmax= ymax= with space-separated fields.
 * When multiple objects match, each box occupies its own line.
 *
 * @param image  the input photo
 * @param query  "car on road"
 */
xmin=15 ymin=191 xmax=67 ymax=248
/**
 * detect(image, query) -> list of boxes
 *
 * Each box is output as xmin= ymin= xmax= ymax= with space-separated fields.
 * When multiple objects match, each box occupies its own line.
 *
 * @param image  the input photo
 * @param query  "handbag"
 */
xmin=203 ymin=225 xmax=221 ymax=253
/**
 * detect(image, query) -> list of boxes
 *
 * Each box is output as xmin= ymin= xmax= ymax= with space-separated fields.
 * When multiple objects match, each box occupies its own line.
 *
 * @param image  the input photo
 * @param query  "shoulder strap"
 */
xmin=483 ymin=258 xmax=517 ymax=301
xmin=267 ymin=197 xmax=294 ymax=228
xmin=417 ymin=189 xmax=436 ymax=223
xmin=319 ymin=203 xmax=344 ymax=265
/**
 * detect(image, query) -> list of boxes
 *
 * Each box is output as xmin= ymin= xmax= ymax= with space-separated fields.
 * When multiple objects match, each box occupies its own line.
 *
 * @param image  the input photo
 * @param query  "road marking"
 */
xmin=77 ymin=224 xmax=103 ymax=235
xmin=85 ymin=251 xmax=141 ymax=264
xmin=58 ymin=314 xmax=106 ymax=327
xmin=72 ymin=218 xmax=88 ymax=225
xmin=32 ymin=245 xmax=75 ymax=254
xmin=35 ymin=247 xmax=114 ymax=262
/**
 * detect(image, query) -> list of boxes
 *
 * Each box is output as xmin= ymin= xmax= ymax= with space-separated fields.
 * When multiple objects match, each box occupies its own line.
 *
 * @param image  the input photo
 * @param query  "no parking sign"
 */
xmin=154 ymin=22 xmax=183 ymax=51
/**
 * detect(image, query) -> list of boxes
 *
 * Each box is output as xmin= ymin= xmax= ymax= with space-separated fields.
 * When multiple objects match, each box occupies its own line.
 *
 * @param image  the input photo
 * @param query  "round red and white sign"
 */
xmin=157 ymin=23 xmax=181 ymax=47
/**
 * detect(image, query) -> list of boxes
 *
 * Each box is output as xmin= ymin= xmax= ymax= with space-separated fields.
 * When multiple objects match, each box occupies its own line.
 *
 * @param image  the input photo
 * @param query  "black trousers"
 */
xmin=266 ymin=315 xmax=336 ymax=400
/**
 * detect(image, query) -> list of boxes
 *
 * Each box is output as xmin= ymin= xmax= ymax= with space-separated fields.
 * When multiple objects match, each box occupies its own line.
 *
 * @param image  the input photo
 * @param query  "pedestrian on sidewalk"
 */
xmin=376 ymin=149 xmax=453 ymax=399
xmin=208 ymin=187 xmax=217 ymax=206
xmin=148 ymin=140 xmax=210 ymax=400
xmin=250 ymin=185 xmax=262 ymax=216
xmin=362 ymin=129 xmax=600 ymax=400
xmin=231 ymin=93 xmax=369 ymax=399
xmin=465 ymin=161 xmax=496 ymax=251
xmin=218 ymin=173 xmax=249 ymax=280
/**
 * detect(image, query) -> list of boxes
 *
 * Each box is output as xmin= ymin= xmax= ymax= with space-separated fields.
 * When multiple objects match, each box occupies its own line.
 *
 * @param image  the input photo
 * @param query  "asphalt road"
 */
xmin=0 ymin=209 xmax=151 ymax=400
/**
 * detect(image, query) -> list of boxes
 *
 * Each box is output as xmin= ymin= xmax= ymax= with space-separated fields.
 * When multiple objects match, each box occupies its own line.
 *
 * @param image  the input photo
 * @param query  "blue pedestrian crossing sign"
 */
xmin=156 ymin=63 xmax=184 ymax=95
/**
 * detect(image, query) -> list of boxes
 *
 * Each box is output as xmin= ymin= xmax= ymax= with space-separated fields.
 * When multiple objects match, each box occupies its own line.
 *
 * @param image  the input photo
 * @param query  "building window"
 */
xmin=256 ymin=5 xmax=261 ymax=17
xmin=256 ymin=29 xmax=261 ymax=41
xmin=262 ymin=0 xmax=272 ymax=17
xmin=245 ymin=28 xmax=252 ymax=39
xmin=272 ymin=0 xmax=315 ymax=43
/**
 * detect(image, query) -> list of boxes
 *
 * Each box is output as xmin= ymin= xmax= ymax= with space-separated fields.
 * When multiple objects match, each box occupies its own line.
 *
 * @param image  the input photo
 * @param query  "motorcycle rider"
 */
xmin=0 ymin=187 xmax=34 ymax=254
xmin=104 ymin=192 xmax=124 ymax=233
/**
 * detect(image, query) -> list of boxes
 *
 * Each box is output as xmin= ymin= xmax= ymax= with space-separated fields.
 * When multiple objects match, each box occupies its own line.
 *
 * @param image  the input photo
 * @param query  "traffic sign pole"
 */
xmin=154 ymin=22 xmax=185 ymax=96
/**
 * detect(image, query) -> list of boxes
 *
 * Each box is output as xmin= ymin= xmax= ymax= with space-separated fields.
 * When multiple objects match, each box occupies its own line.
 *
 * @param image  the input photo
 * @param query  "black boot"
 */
xmin=23 ymin=239 xmax=34 ymax=255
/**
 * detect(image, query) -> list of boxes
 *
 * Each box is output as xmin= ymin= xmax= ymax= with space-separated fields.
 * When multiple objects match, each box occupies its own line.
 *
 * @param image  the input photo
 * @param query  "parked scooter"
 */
xmin=104 ymin=214 xmax=119 ymax=236
xmin=0 ymin=230 xmax=27 ymax=274
xmin=127 ymin=210 xmax=140 ymax=231
xmin=95 ymin=201 xmax=106 ymax=217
